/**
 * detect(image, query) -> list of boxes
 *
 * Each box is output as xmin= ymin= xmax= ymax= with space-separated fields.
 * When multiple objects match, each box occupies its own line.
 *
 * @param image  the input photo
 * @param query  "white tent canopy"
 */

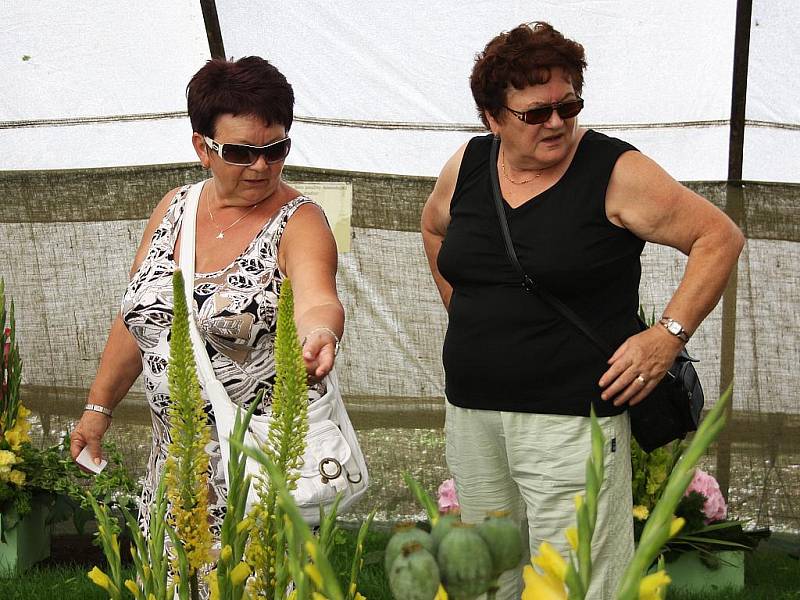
xmin=2 ymin=1 xmax=798 ymax=181
xmin=2 ymin=1 xmax=799 ymax=528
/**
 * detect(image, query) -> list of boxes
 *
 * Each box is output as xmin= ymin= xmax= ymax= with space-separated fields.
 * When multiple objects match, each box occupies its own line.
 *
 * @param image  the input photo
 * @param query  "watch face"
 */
xmin=668 ymin=321 xmax=682 ymax=335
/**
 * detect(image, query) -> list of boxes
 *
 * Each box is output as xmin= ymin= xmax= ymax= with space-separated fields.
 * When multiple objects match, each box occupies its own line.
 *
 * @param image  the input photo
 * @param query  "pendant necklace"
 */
xmin=206 ymin=192 xmax=259 ymax=239
xmin=501 ymin=148 xmax=542 ymax=185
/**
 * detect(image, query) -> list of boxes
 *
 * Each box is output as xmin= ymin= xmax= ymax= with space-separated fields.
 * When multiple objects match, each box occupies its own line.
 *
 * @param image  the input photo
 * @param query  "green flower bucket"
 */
xmin=660 ymin=550 xmax=745 ymax=594
xmin=0 ymin=496 xmax=52 ymax=576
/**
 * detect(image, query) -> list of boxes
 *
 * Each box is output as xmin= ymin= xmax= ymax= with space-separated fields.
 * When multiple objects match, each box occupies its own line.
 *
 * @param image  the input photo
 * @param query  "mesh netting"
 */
xmin=1 ymin=164 xmax=798 ymax=529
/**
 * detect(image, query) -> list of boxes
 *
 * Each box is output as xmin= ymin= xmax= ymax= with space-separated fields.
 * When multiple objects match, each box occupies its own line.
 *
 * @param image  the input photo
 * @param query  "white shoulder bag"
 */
xmin=178 ymin=181 xmax=368 ymax=524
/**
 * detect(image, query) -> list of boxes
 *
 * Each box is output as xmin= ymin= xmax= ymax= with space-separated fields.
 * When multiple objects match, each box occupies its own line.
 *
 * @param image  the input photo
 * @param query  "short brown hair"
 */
xmin=470 ymin=22 xmax=587 ymax=128
xmin=187 ymin=56 xmax=294 ymax=137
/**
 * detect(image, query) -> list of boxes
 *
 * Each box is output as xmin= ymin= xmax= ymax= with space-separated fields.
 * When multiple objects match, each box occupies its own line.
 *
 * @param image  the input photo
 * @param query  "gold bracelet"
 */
xmin=302 ymin=326 xmax=341 ymax=356
xmin=84 ymin=403 xmax=113 ymax=418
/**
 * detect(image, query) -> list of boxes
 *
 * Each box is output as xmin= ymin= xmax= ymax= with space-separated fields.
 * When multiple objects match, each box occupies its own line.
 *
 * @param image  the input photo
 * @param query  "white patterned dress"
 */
xmin=121 ymin=183 xmax=324 ymax=541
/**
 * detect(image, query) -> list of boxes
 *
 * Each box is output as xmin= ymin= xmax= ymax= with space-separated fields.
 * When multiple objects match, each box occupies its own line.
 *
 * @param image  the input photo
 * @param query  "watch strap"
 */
xmin=659 ymin=317 xmax=690 ymax=343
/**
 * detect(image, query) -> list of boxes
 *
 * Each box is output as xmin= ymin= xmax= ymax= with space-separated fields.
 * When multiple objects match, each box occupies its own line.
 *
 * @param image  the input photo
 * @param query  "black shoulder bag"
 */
xmin=488 ymin=136 xmax=703 ymax=452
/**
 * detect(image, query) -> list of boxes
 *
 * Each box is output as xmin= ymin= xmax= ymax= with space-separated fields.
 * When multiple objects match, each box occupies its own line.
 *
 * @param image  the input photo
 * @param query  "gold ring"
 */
xmin=635 ymin=374 xmax=646 ymax=385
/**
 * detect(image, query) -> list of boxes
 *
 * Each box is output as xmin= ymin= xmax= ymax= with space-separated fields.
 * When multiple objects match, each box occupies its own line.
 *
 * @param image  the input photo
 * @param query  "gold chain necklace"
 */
xmin=206 ymin=192 xmax=260 ymax=240
xmin=501 ymin=148 xmax=541 ymax=185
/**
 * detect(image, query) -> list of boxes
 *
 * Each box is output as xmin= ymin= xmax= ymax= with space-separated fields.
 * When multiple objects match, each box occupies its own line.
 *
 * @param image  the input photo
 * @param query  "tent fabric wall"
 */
xmin=1 ymin=165 xmax=799 ymax=528
xmin=1 ymin=2 xmax=799 ymax=527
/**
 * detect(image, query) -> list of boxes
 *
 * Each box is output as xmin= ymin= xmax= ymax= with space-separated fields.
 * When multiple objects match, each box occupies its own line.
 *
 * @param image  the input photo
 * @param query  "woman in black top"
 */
xmin=421 ymin=22 xmax=743 ymax=599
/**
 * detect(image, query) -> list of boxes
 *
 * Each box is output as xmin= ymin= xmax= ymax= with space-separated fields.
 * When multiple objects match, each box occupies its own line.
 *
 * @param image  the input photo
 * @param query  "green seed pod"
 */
xmin=431 ymin=512 xmax=460 ymax=554
xmin=476 ymin=511 xmax=523 ymax=577
xmin=388 ymin=543 xmax=441 ymax=600
xmin=437 ymin=523 xmax=493 ymax=600
xmin=385 ymin=523 xmax=435 ymax=574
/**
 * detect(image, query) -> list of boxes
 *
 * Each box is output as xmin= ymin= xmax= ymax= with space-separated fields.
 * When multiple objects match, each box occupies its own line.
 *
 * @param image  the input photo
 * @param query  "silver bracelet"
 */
xmin=302 ymin=326 xmax=341 ymax=356
xmin=84 ymin=403 xmax=113 ymax=418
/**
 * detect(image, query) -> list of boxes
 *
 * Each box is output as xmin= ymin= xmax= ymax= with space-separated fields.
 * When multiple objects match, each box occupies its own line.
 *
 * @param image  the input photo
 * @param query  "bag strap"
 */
xmin=177 ymin=180 xmax=235 ymax=399
xmin=488 ymin=136 xmax=615 ymax=358
xmin=177 ymin=181 xmax=341 ymax=413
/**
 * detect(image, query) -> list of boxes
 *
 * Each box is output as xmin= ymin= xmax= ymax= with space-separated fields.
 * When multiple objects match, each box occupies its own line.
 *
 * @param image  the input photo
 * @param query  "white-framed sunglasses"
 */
xmin=203 ymin=135 xmax=291 ymax=166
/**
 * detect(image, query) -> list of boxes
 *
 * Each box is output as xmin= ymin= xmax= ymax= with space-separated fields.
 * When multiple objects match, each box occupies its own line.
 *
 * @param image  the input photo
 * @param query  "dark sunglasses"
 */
xmin=504 ymin=98 xmax=584 ymax=125
xmin=204 ymin=135 xmax=291 ymax=166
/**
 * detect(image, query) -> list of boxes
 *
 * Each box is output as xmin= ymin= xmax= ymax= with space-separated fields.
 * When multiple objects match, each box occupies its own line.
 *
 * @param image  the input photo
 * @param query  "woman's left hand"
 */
xmin=598 ymin=326 xmax=685 ymax=406
xmin=302 ymin=329 xmax=338 ymax=382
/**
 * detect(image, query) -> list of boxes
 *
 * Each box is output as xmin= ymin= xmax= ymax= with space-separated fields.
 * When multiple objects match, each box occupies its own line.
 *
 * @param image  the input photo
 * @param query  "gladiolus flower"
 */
xmin=219 ymin=544 xmax=233 ymax=563
xmin=522 ymin=564 xmax=567 ymax=600
xmin=229 ymin=561 xmax=251 ymax=586
xmin=638 ymin=569 xmax=671 ymax=600
xmin=533 ymin=542 xmax=568 ymax=582
xmin=565 ymin=527 xmax=578 ymax=551
xmin=0 ymin=449 xmax=17 ymax=468
xmin=633 ymin=505 xmax=650 ymax=521
xmin=124 ymin=579 xmax=139 ymax=596
xmin=669 ymin=516 xmax=685 ymax=538
xmin=8 ymin=469 xmax=25 ymax=486
xmin=87 ymin=566 xmax=116 ymax=593
xmin=304 ymin=563 xmax=323 ymax=588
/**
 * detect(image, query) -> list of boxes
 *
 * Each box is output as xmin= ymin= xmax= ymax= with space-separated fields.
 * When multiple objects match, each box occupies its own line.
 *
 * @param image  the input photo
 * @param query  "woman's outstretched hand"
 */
xmin=598 ymin=326 xmax=685 ymax=406
xmin=302 ymin=329 xmax=338 ymax=382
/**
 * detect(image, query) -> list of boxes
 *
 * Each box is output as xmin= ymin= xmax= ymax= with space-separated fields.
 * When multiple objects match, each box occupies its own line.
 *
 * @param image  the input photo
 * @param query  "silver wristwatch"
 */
xmin=659 ymin=317 xmax=690 ymax=343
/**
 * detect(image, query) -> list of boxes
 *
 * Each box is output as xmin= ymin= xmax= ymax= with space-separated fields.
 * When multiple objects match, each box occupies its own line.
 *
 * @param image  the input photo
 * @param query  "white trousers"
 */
xmin=445 ymin=402 xmax=634 ymax=600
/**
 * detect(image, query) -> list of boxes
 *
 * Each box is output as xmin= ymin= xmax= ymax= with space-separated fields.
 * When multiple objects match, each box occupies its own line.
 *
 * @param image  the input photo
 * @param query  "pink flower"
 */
xmin=437 ymin=478 xmax=460 ymax=513
xmin=685 ymin=468 xmax=727 ymax=523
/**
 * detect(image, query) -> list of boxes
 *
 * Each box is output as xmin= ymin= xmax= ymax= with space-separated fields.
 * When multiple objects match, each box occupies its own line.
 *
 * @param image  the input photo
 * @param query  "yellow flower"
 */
xmin=208 ymin=570 xmax=220 ymax=600
xmin=669 ymin=516 xmax=685 ymax=538
xmin=229 ymin=562 xmax=251 ymax=586
xmin=4 ymin=427 xmax=30 ymax=451
xmin=87 ymin=566 xmax=118 ymax=595
xmin=124 ymin=579 xmax=140 ymax=596
xmin=355 ymin=593 xmax=367 ymax=600
xmin=565 ymin=527 xmax=578 ymax=551
xmin=236 ymin=518 xmax=252 ymax=534
xmin=638 ymin=569 xmax=671 ymax=600
xmin=0 ymin=449 xmax=17 ymax=468
xmin=633 ymin=505 xmax=650 ymax=521
xmin=8 ymin=469 xmax=25 ymax=486
xmin=304 ymin=563 xmax=323 ymax=589
xmin=522 ymin=564 xmax=567 ymax=600
xmin=533 ymin=542 xmax=568 ymax=582
xmin=219 ymin=544 xmax=233 ymax=563
xmin=434 ymin=585 xmax=448 ymax=600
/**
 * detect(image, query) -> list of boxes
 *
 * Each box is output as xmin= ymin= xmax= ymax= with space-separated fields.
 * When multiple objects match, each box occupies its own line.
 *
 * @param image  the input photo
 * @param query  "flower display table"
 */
xmin=0 ymin=496 xmax=52 ymax=576
xmin=662 ymin=549 xmax=745 ymax=594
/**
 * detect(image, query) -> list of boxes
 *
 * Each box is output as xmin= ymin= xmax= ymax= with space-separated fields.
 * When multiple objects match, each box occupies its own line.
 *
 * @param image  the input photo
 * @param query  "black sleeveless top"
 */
xmin=438 ymin=131 xmax=644 ymax=417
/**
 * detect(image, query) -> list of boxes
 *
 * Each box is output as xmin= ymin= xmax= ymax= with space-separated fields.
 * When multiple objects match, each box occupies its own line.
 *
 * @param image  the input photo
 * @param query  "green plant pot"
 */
xmin=661 ymin=549 xmax=745 ymax=594
xmin=0 ymin=496 xmax=52 ymax=576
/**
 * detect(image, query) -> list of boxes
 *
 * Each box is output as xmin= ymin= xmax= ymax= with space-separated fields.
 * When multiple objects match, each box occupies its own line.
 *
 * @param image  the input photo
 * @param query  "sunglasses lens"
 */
xmin=523 ymin=107 xmax=553 ymax=124
xmin=221 ymin=144 xmax=256 ymax=166
xmin=264 ymin=138 xmax=291 ymax=163
xmin=557 ymin=99 xmax=584 ymax=119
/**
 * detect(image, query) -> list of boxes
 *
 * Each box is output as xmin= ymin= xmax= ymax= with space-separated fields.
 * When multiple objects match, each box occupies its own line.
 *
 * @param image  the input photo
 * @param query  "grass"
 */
xmin=0 ymin=528 xmax=797 ymax=599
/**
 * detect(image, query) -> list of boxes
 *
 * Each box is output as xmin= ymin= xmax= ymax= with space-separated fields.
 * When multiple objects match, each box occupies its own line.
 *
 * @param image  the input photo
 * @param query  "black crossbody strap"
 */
xmin=488 ymin=136 xmax=615 ymax=358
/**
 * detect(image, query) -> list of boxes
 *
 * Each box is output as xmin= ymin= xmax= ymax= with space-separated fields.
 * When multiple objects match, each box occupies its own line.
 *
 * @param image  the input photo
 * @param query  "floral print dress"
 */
xmin=120 ymin=183 xmax=324 ymax=541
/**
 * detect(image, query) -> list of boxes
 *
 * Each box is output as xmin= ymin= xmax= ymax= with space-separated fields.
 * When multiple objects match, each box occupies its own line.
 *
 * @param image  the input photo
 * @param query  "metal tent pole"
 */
xmin=715 ymin=0 xmax=753 ymax=501
xmin=200 ymin=0 xmax=226 ymax=60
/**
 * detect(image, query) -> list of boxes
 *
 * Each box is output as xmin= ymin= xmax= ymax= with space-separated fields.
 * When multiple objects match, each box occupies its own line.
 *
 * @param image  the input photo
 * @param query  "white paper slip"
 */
xmin=76 ymin=446 xmax=108 ymax=474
